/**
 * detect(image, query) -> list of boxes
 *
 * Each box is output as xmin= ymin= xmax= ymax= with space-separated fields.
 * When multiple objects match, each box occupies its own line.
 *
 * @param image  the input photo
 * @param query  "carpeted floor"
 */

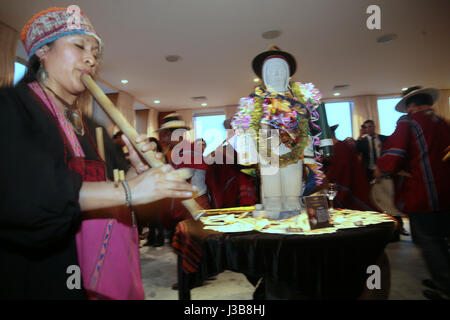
xmin=140 ymin=218 xmax=429 ymax=300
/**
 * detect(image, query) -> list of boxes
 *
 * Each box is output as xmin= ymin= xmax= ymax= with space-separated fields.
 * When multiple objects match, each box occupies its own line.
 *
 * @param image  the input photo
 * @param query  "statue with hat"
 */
xmin=231 ymin=46 xmax=325 ymax=214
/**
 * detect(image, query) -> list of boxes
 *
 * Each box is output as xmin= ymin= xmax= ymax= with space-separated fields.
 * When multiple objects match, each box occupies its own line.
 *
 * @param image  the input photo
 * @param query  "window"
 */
xmin=193 ymin=113 xmax=226 ymax=156
xmin=377 ymin=97 xmax=402 ymax=136
xmin=324 ymin=101 xmax=353 ymax=140
xmin=14 ymin=61 xmax=27 ymax=85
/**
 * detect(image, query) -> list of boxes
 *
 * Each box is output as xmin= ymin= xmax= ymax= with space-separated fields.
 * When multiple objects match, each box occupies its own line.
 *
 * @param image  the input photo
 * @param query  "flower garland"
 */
xmin=231 ymin=82 xmax=325 ymax=185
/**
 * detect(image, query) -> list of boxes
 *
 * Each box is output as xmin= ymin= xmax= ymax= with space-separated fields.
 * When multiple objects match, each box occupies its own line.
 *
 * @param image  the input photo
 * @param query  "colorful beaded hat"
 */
xmin=21 ymin=7 xmax=102 ymax=59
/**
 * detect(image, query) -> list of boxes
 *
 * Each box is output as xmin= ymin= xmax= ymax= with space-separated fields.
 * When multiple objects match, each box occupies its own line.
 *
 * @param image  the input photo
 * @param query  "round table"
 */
xmin=176 ymin=219 xmax=395 ymax=300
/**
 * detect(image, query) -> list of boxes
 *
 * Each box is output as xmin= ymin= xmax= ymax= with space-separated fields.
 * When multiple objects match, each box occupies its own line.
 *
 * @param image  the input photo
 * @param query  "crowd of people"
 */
xmin=1 ymin=6 xmax=448 ymax=301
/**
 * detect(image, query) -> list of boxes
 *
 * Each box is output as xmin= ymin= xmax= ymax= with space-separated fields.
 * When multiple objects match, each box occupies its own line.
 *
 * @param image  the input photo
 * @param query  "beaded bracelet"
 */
xmin=121 ymin=180 xmax=136 ymax=227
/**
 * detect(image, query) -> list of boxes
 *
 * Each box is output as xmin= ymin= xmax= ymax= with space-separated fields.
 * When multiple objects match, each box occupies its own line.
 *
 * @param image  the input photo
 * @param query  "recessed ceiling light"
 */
xmin=262 ymin=30 xmax=282 ymax=39
xmin=333 ymin=92 xmax=341 ymax=96
xmin=154 ymin=100 xmax=160 ymax=104
xmin=401 ymin=87 xmax=408 ymax=91
xmin=201 ymin=103 xmax=208 ymax=107
xmin=121 ymin=80 xmax=128 ymax=84
xmin=253 ymin=78 xmax=260 ymax=82
xmin=377 ymin=33 xmax=398 ymax=43
xmin=165 ymin=55 xmax=181 ymax=62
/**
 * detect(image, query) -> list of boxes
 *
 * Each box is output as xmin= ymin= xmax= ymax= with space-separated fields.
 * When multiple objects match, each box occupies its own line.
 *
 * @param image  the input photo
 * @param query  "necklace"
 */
xmin=43 ymin=85 xmax=85 ymax=136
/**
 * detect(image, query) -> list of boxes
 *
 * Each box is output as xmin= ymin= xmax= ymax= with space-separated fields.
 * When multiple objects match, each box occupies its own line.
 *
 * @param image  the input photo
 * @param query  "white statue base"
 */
xmin=260 ymin=143 xmax=303 ymax=214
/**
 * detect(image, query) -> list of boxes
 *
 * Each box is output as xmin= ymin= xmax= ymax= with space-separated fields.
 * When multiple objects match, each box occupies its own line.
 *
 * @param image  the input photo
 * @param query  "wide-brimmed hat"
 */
xmin=252 ymin=45 xmax=297 ymax=79
xmin=395 ymin=86 xmax=440 ymax=113
xmin=155 ymin=113 xmax=190 ymax=132
xmin=21 ymin=7 xmax=102 ymax=59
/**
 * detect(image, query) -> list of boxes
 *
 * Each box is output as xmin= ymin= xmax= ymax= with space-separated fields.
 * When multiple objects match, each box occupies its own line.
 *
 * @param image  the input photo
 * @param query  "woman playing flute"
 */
xmin=0 ymin=7 xmax=195 ymax=300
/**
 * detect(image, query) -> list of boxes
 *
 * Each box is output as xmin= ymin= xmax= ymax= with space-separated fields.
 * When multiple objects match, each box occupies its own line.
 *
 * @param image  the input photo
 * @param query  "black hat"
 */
xmin=252 ymin=45 xmax=297 ymax=79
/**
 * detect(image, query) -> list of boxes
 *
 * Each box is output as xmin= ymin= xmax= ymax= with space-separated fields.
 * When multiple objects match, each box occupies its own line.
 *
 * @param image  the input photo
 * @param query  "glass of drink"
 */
xmin=327 ymin=183 xmax=337 ymax=211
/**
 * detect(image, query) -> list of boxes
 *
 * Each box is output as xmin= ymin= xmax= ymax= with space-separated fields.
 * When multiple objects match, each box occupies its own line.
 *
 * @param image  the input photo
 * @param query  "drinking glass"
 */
xmin=327 ymin=183 xmax=337 ymax=211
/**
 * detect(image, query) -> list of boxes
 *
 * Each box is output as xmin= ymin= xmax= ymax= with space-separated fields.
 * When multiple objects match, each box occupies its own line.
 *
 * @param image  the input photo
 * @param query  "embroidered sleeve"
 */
xmin=376 ymin=117 xmax=410 ymax=174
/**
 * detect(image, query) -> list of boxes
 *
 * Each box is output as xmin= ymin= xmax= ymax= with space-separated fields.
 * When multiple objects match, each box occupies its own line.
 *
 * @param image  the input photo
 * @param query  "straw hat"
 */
xmin=155 ymin=113 xmax=189 ymax=132
xmin=395 ymin=86 xmax=440 ymax=113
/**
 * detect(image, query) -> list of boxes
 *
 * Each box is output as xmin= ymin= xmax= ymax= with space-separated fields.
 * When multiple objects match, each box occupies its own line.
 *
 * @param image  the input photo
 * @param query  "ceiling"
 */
xmin=2 ymin=0 xmax=449 ymax=111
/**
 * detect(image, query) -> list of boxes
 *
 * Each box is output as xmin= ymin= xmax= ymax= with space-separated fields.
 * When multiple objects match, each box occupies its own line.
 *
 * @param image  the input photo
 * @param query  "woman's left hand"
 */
xmin=122 ymin=134 xmax=165 ymax=174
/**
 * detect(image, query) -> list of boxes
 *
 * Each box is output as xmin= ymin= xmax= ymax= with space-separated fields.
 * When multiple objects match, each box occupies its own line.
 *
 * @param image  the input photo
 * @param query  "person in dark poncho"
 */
xmin=0 ymin=7 xmax=195 ymax=300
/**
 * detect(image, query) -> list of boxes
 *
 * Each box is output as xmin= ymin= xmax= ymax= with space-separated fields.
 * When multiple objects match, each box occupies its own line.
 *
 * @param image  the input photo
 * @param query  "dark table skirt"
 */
xmin=177 ymin=219 xmax=395 ymax=300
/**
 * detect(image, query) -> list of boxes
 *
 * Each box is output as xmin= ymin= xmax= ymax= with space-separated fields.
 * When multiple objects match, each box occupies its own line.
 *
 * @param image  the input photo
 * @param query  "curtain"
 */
xmin=134 ymin=109 xmax=147 ymax=134
xmin=351 ymin=96 xmax=380 ymax=139
xmin=92 ymin=94 xmax=116 ymax=136
xmin=177 ymin=109 xmax=194 ymax=141
xmin=147 ymin=108 xmax=158 ymax=138
xmin=0 ymin=22 xmax=18 ymax=87
xmin=435 ymin=89 xmax=450 ymax=121
xmin=116 ymin=91 xmax=136 ymax=128
xmin=225 ymin=105 xmax=239 ymax=121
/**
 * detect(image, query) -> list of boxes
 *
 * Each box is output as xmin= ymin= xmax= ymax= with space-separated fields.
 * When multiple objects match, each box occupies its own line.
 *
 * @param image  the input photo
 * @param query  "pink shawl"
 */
xmin=29 ymin=82 xmax=145 ymax=300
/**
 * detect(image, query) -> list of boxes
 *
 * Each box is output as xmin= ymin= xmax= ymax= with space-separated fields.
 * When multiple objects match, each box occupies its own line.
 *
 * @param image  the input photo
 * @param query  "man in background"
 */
xmin=357 ymin=119 xmax=409 ymax=236
xmin=356 ymin=120 xmax=388 ymax=181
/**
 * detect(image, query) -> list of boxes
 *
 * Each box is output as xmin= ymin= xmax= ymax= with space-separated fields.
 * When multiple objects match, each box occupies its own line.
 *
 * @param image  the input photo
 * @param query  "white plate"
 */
xmin=203 ymin=221 xmax=255 ymax=233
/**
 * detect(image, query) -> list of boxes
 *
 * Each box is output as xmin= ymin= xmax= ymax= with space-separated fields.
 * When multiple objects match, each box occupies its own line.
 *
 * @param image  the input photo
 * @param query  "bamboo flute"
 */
xmin=81 ymin=74 xmax=203 ymax=219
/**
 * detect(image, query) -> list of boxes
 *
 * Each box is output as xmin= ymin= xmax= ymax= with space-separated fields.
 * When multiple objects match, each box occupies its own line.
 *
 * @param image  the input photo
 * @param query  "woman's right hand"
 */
xmin=129 ymin=164 xmax=196 ymax=206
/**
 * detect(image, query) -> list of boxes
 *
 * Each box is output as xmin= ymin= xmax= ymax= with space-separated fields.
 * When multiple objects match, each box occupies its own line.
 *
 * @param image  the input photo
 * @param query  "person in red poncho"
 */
xmin=206 ymin=118 xmax=258 ymax=209
xmin=374 ymin=86 xmax=450 ymax=300
xmin=324 ymin=125 xmax=375 ymax=211
xmin=156 ymin=113 xmax=220 ymax=241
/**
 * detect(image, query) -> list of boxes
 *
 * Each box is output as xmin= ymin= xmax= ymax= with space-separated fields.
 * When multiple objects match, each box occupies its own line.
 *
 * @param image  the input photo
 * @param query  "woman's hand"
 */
xmin=129 ymin=164 xmax=196 ymax=206
xmin=79 ymin=164 xmax=195 ymax=221
xmin=122 ymin=134 xmax=164 ymax=175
